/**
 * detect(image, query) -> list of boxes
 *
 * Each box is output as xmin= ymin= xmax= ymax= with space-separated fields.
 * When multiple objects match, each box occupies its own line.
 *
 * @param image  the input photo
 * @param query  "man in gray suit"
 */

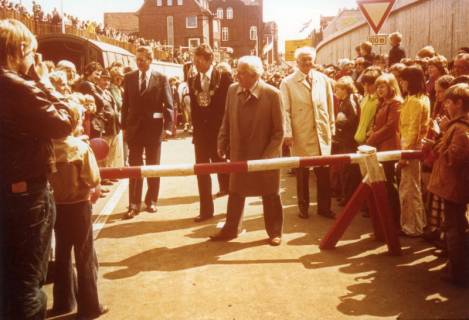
xmin=121 ymin=46 xmax=173 ymax=219
xmin=210 ymin=56 xmax=284 ymax=246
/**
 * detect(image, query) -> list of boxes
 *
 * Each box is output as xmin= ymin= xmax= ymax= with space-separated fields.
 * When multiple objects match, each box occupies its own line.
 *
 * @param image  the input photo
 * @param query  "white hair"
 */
xmin=56 ymin=59 xmax=76 ymax=71
xmin=294 ymin=46 xmax=316 ymax=61
xmin=237 ymin=55 xmax=264 ymax=77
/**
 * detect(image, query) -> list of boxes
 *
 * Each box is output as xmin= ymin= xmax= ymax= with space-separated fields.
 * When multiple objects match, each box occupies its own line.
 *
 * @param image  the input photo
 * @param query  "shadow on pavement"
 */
xmin=300 ymin=238 xmax=469 ymax=319
xmin=100 ymin=239 xmax=267 ymax=279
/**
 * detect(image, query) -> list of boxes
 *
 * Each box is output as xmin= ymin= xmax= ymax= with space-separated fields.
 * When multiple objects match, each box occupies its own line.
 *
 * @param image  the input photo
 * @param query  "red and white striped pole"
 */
xmin=100 ymin=149 xmax=422 ymax=180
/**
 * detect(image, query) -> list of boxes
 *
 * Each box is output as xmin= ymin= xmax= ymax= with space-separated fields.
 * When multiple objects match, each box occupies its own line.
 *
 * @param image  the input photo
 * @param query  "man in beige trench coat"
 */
xmin=210 ymin=56 xmax=285 ymax=246
xmin=280 ymin=46 xmax=335 ymax=219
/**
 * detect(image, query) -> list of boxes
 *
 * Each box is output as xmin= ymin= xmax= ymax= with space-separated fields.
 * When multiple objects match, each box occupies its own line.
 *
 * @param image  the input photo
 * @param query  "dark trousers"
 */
xmin=53 ymin=201 xmax=101 ymax=316
xmin=128 ymin=141 xmax=161 ymax=209
xmin=296 ymin=166 xmax=332 ymax=215
xmin=382 ymin=161 xmax=400 ymax=225
xmin=194 ymin=142 xmax=229 ymax=217
xmin=221 ymin=193 xmax=283 ymax=238
xmin=443 ymin=200 xmax=468 ymax=284
xmin=342 ymin=164 xmax=362 ymax=203
xmin=0 ymin=179 xmax=55 ymax=320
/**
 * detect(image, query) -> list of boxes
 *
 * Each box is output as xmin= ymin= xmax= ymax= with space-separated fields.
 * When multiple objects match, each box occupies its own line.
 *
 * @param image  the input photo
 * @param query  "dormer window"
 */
xmin=216 ymin=8 xmax=223 ymax=19
xmin=226 ymin=7 xmax=233 ymax=19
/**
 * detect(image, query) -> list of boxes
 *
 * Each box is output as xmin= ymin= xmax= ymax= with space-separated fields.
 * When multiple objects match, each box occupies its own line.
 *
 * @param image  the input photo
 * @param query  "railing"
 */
xmin=0 ymin=7 xmax=172 ymax=61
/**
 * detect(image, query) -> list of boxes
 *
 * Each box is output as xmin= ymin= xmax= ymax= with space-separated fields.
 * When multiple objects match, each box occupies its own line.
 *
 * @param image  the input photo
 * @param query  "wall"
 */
xmin=316 ymin=0 xmax=469 ymax=65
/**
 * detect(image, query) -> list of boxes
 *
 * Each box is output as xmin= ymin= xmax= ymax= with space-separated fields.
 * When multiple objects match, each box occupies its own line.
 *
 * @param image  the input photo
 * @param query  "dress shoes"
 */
xmin=122 ymin=209 xmax=138 ymax=220
xmin=194 ymin=215 xmax=213 ymax=222
xmin=209 ymin=231 xmax=237 ymax=241
xmin=215 ymin=190 xmax=228 ymax=197
xmin=145 ymin=204 xmax=158 ymax=213
xmin=76 ymin=304 xmax=109 ymax=320
xmin=269 ymin=236 xmax=282 ymax=246
xmin=298 ymin=207 xmax=309 ymax=219
xmin=318 ymin=210 xmax=336 ymax=219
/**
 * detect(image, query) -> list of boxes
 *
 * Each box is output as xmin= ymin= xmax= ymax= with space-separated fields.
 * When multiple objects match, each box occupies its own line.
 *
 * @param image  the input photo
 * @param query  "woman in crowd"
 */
xmin=426 ymin=55 xmax=449 ymax=106
xmin=427 ymin=83 xmax=469 ymax=287
xmin=366 ymin=73 xmax=402 ymax=224
xmin=422 ymin=74 xmax=455 ymax=243
xmin=398 ymin=65 xmax=431 ymax=237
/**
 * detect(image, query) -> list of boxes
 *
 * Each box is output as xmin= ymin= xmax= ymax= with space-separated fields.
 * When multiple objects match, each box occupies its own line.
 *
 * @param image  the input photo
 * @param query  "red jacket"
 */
xmin=366 ymin=98 xmax=401 ymax=151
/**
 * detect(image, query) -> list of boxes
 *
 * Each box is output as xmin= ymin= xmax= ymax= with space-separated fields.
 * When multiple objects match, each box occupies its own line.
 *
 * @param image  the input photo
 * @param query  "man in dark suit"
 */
xmin=188 ymin=44 xmax=232 ymax=222
xmin=121 ymin=46 xmax=173 ymax=219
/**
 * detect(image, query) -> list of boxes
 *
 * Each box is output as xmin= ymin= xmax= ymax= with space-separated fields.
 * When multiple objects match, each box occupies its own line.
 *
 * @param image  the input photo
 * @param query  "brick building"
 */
xmin=108 ymin=0 xmax=266 ymax=58
xmin=262 ymin=21 xmax=279 ymax=64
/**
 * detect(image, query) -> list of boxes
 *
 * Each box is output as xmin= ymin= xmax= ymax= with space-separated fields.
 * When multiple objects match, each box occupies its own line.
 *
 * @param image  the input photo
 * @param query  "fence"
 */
xmin=316 ymin=0 xmax=469 ymax=65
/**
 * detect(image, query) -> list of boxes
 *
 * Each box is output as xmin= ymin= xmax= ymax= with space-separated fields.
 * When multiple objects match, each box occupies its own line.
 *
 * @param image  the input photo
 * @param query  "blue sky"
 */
xmin=17 ymin=0 xmax=358 ymax=45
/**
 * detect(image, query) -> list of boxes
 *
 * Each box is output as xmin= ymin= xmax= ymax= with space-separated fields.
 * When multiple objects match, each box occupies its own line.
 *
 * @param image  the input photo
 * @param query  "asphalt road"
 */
xmin=45 ymin=134 xmax=469 ymax=320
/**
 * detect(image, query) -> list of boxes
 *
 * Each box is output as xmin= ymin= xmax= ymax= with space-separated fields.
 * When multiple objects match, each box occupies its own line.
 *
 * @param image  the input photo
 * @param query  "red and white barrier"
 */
xmin=99 ymin=146 xmax=423 ymax=256
xmin=100 ymin=149 xmax=422 ymax=180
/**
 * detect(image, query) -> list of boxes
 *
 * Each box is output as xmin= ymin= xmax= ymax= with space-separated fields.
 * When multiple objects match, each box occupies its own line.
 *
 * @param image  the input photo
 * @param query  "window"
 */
xmin=188 ymin=38 xmax=200 ymax=48
xmin=216 ymin=8 xmax=223 ymax=19
xmin=177 ymin=0 xmax=183 ymax=4
xmin=156 ymin=0 xmax=162 ymax=6
xmin=226 ymin=7 xmax=233 ymax=19
xmin=222 ymin=27 xmax=229 ymax=41
xmin=213 ymin=20 xmax=220 ymax=33
xmin=167 ymin=0 xmax=173 ymax=5
xmin=250 ymin=26 xmax=257 ymax=40
xmin=186 ymin=16 xmax=197 ymax=28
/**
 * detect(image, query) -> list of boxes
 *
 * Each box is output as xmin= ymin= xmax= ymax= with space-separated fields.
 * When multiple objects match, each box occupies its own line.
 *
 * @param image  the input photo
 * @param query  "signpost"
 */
xmin=368 ymin=34 xmax=387 ymax=46
xmin=357 ymin=0 xmax=396 ymax=34
xmin=284 ymin=39 xmax=312 ymax=61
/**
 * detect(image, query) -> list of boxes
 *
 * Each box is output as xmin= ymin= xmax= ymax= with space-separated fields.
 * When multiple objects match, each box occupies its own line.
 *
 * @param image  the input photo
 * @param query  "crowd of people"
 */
xmin=1 ymin=16 xmax=468 ymax=320
xmin=0 ymin=0 xmax=191 ymax=63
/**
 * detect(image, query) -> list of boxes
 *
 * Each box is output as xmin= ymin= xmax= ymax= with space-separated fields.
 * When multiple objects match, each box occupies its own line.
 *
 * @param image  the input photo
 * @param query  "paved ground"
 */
xmin=45 ymin=134 xmax=469 ymax=320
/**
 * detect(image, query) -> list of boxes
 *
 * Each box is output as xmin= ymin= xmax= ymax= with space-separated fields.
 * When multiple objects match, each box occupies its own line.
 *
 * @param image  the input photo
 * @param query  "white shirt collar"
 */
xmin=200 ymin=65 xmax=214 ymax=80
xmin=139 ymin=68 xmax=152 ymax=83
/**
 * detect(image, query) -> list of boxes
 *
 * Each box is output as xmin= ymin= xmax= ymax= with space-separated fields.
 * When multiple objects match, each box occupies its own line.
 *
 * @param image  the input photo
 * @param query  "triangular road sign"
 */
xmin=357 ymin=0 xmax=396 ymax=34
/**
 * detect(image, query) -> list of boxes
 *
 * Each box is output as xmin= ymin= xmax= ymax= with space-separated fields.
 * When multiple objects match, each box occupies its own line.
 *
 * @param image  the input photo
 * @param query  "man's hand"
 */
xmin=284 ymin=137 xmax=294 ymax=147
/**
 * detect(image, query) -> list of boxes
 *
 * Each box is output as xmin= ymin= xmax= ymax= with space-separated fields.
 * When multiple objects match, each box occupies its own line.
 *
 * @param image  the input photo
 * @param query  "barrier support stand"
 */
xmin=320 ymin=146 xmax=401 ymax=256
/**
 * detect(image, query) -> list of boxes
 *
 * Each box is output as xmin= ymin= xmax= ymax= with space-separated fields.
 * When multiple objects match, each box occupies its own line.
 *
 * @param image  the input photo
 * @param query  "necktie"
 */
xmin=201 ymin=73 xmax=209 ymax=92
xmin=305 ymin=74 xmax=312 ymax=86
xmin=140 ymin=72 xmax=147 ymax=94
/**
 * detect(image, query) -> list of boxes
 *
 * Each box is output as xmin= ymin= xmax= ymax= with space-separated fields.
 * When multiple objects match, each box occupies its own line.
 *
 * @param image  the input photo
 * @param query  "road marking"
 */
xmin=93 ymin=180 xmax=128 ymax=239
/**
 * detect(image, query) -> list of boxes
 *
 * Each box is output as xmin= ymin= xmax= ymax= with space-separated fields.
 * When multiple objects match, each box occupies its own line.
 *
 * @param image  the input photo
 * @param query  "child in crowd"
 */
xmin=398 ymin=66 xmax=431 ymax=237
xmin=48 ymin=104 xmax=108 ymax=319
xmin=427 ymin=83 xmax=469 ymax=287
xmin=366 ymin=73 xmax=402 ymax=224
xmin=332 ymin=76 xmax=362 ymax=204
xmin=388 ymin=32 xmax=406 ymax=66
xmin=354 ymin=67 xmax=382 ymax=145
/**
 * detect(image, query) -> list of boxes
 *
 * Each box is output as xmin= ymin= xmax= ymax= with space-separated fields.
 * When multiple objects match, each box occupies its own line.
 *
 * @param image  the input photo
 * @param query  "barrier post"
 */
xmin=320 ymin=146 xmax=401 ymax=255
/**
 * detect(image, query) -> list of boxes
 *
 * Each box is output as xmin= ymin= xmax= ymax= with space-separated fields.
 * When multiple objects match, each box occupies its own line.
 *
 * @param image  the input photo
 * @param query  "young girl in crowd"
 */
xmin=332 ymin=76 xmax=362 ymax=204
xmin=366 ymin=73 xmax=402 ymax=224
xmin=398 ymin=66 xmax=431 ymax=237
xmin=427 ymin=83 xmax=469 ymax=287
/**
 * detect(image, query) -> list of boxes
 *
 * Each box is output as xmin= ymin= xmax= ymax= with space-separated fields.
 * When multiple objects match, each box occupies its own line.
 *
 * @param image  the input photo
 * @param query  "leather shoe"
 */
xmin=215 ymin=190 xmax=228 ymax=197
xmin=122 ymin=209 xmax=137 ymax=220
xmin=194 ymin=215 xmax=213 ymax=222
xmin=145 ymin=204 xmax=157 ymax=213
xmin=209 ymin=231 xmax=237 ymax=241
xmin=76 ymin=304 xmax=109 ymax=320
xmin=269 ymin=236 xmax=282 ymax=246
xmin=318 ymin=210 xmax=336 ymax=219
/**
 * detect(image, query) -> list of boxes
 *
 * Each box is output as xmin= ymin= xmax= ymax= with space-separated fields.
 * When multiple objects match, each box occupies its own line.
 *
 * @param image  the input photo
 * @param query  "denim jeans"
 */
xmin=0 ymin=179 xmax=55 ymax=320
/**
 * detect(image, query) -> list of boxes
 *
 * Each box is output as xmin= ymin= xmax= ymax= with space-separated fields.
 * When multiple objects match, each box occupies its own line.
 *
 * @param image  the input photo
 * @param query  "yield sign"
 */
xmin=357 ymin=0 xmax=396 ymax=34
